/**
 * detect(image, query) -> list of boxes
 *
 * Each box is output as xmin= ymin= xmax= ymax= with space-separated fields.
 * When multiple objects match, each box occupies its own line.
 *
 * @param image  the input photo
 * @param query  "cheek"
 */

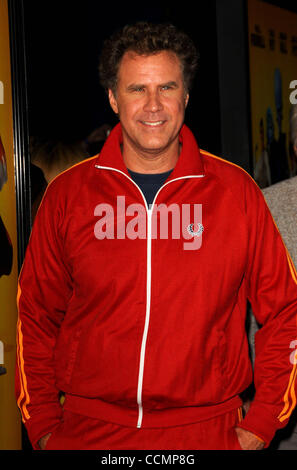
xmin=117 ymin=100 xmax=141 ymax=122
xmin=163 ymin=93 xmax=186 ymax=110
xmin=167 ymin=99 xmax=187 ymax=123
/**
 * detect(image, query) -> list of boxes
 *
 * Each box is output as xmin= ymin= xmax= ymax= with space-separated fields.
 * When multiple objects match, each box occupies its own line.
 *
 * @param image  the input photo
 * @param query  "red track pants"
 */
xmin=43 ymin=407 xmax=243 ymax=450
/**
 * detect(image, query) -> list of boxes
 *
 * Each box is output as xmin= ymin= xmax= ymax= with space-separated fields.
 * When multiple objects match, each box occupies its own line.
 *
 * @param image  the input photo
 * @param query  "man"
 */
xmin=16 ymin=22 xmax=297 ymax=450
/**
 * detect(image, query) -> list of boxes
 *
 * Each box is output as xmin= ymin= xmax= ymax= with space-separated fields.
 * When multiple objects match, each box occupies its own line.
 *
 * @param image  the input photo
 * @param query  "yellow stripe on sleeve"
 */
xmin=278 ymin=364 xmax=297 ymax=422
xmin=16 ymin=286 xmax=30 ymax=421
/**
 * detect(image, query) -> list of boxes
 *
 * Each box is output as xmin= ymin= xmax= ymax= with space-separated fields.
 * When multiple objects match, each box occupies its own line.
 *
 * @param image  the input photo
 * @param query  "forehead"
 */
xmin=117 ymin=50 xmax=183 ymax=84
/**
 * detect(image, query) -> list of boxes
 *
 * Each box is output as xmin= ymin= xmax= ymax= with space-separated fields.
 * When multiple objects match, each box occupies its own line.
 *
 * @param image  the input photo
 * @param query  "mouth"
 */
xmin=140 ymin=120 xmax=166 ymax=128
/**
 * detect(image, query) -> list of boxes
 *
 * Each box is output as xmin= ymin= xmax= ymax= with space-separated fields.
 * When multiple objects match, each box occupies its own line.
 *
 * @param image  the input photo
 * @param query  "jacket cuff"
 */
xmin=24 ymin=404 xmax=63 ymax=450
xmin=236 ymin=401 xmax=283 ymax=447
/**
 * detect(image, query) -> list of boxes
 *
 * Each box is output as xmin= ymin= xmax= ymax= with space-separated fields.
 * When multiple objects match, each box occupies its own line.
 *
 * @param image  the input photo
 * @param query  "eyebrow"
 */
xmin=126 ymin=81 xmax=179 ymax=91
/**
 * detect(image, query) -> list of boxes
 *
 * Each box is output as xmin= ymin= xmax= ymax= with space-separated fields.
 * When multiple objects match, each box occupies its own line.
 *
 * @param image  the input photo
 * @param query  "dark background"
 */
xmin=22 ymin=1 xmax=223 ymax=156
xmin=22 ymin=0 xmax=297 ymax=168
xmin=22 ymin=0 xmax=297 ymax=166
xmin=22 ymin=0 xmax=297 ymax=157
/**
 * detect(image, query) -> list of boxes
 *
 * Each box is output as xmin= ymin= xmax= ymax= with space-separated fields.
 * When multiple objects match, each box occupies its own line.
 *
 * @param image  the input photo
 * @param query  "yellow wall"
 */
xmin=248 ymin=0 xmax=297 ymax=184
xmin=0 ymin=0 xmax=22 ymax=450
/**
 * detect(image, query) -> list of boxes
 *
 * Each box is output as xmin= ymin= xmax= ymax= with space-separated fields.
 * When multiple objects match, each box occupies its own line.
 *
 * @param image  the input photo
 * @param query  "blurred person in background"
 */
xmin=0 ymin=134 xmax=13 ymax=277
xmin=29 ymin=124 xmax=112 ymax=220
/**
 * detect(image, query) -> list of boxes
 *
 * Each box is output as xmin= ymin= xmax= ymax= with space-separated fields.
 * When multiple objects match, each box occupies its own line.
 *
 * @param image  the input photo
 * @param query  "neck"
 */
xmin=122 ymin=140 xmax=180 ymax=174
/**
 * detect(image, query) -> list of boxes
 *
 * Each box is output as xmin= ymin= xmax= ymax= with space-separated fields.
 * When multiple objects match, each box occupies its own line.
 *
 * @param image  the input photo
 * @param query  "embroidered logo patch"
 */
xmin=187 ymin=223 xmax=204 ymax=237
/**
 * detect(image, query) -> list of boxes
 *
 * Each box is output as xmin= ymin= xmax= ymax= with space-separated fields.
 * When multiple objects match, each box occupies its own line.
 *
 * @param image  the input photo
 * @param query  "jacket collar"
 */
xmin=95 ymin=123 xmax=205 ymax=179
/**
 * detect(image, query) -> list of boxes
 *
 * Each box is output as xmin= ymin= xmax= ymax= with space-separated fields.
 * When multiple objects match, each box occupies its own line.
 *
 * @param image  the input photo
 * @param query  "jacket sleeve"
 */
xmin=16 ymin=183 xmax=73 ymax=449
xmin=236 ymin=177 xmax=297 ymax=446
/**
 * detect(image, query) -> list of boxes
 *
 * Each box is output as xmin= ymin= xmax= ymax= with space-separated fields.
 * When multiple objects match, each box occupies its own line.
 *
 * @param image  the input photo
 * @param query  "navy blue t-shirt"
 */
xmin=128 ymin=169 xmax=173 ymax=208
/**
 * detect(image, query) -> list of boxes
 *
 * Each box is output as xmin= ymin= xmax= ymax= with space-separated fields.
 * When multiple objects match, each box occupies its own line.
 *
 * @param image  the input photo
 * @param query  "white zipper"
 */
xmin=95 ymin=164 xmax=204 ymax=428
xmin=137 ymin=205 xmax=152 ymax=428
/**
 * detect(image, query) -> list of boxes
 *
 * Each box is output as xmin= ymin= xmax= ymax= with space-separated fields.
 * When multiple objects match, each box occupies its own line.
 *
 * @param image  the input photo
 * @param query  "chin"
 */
xmin=139 ymin=144 xmax=169 ymax=156
xmin=137 ymin=137 xmax=171 ymax=153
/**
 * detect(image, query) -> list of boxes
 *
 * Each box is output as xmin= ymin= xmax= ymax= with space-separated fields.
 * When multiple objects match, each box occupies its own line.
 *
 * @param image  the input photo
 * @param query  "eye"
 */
xmin=133 ymin=86 xmax=145 ymax=93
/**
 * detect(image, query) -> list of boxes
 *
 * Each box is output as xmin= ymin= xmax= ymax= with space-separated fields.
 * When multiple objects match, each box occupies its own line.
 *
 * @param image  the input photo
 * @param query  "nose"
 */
xmin=143 ymin=89 xmax=163 ymax=113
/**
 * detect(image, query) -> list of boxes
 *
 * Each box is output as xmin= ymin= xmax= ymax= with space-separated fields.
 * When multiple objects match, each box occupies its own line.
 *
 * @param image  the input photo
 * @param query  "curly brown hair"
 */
xmin=98 ymin=22 xmax=199 ymax=95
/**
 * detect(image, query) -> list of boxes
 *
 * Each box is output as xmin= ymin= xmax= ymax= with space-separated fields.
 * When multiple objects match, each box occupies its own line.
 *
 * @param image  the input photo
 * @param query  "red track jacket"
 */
xmin=16 ymin=124 xmax=297 ymax=449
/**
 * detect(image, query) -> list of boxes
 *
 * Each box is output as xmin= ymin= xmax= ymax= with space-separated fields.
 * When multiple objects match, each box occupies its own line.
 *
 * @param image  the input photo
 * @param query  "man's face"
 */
xmin=108 ymin=51 xmax=189 ymax=159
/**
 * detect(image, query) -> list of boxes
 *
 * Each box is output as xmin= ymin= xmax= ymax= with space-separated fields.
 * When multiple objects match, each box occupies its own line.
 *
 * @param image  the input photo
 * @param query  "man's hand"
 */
xmin=38 ymin=432 xmax=52 ymax=450
xmin=235 ymin=427 xmax=265 ymax=450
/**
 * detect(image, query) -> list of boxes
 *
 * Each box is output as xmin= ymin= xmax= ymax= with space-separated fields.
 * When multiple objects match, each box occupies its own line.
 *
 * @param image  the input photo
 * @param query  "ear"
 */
xmin=185 ymin=93 xmax=189 ymax=108
xmin=108 ymin=89 xmax=119 ymax=115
